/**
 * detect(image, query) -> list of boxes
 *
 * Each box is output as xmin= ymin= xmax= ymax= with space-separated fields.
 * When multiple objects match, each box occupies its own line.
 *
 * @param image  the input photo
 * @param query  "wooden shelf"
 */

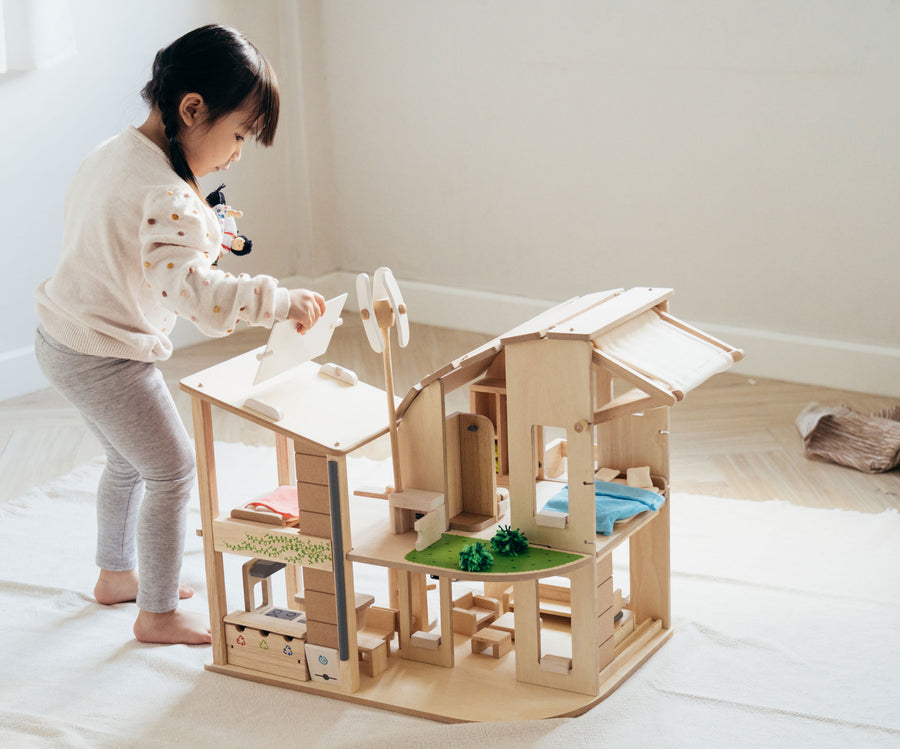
xmin=211 ymin=516 xmax=334 ymax=571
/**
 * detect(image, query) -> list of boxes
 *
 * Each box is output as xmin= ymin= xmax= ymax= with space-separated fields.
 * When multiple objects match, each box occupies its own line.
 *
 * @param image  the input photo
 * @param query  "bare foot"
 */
xmin=94 ymin=569 xmax=195 ymax=605
xmin=133 ymin=608 xmax=212 ymax=645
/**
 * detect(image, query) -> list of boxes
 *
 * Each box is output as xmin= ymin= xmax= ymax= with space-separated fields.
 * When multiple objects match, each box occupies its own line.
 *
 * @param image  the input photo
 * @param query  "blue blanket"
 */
xmin=542 ymin=480 xmax=665 ymax=535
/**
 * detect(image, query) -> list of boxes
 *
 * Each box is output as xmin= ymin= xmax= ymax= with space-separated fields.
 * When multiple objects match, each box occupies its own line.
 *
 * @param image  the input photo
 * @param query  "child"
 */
xmin=32 ymin=25 xmax=326 ymax=646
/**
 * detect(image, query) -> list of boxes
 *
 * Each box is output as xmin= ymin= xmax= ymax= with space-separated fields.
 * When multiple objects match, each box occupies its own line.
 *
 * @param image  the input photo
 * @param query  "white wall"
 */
xmin=313 ymin=0 xmax=900 ymax=395
xmin=3 ymin=1 xmax=899 ymax=400
xmin=0 ymin=0 xmax=304 ymax=398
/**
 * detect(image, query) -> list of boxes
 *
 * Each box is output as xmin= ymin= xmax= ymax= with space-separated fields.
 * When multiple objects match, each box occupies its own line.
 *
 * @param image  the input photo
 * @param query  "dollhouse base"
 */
xmin=207 ymin=622 xmax=672 ymax=723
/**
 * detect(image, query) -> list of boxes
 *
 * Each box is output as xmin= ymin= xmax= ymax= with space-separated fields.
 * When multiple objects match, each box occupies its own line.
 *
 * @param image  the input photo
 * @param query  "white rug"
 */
xmin=1 ymin=442 xmax=898 ymax=748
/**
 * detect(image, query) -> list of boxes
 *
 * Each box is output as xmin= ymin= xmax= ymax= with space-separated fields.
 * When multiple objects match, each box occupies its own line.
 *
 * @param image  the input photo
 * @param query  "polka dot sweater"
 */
xmin=34 ymin=126 xmax=290 ymax=362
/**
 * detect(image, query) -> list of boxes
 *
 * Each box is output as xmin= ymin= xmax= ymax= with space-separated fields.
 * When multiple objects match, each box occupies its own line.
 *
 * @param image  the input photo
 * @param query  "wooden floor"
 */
xmin=1 ymin=317 xmax=898 ymax=512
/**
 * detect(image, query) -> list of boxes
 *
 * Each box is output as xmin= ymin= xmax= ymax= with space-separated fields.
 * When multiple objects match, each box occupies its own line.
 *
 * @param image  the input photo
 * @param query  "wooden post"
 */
xmin=191 ymin=398 xmax=227 ymax=666
xmin=275 ymin=433 xmax=301 ymax=609
xmin=328 ymin=456 xmax=361 ymax=693
xmin=375 ymin=299 xmax=403 ymax=495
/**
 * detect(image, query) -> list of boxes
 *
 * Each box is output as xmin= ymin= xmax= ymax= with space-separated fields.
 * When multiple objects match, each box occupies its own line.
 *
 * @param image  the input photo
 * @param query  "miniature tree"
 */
xmin=458 ymin=541 xmax=494 ymax=572
xmin=490 ymin=525 xmax=529 ymax=557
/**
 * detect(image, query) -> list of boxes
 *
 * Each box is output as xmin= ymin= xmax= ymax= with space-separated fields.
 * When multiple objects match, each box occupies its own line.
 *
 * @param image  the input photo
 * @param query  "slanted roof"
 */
xmin=397 ymin=287 xmax=743 ymax=421
xmin=593 ymin=309 xmax=738 ymax=398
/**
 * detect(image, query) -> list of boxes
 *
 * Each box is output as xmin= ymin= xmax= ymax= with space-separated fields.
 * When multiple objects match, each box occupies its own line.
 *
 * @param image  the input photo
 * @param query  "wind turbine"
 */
xmin=356 ymin=267 xmax=410 ymax=494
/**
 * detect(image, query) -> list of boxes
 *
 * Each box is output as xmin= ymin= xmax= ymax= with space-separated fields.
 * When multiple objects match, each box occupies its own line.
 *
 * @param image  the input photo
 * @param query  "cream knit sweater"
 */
xmin=34 ymin=126 xmax=290 ymax=362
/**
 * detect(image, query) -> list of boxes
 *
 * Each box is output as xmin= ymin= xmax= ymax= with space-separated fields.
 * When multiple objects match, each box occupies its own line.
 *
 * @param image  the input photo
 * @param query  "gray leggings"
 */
xmin=34 ymin=327 xmax=196 ymax=613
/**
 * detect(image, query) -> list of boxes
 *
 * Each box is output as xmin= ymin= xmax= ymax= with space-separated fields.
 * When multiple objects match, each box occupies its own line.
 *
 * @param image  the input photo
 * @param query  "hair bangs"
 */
xmin=242 ymin=57 xmax=279 ymax=146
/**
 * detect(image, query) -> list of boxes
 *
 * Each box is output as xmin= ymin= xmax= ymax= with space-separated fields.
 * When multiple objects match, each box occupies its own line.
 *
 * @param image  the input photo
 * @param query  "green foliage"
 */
xmin=490 ymin=525 xmax=529 ymax=557
xmin=458 ymin=541 xmax=494 ymax=572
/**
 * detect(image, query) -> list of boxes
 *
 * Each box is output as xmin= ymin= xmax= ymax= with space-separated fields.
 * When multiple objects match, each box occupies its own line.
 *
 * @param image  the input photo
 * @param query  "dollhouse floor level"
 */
xmin=206 ymin=619 xmax=671 ymax=723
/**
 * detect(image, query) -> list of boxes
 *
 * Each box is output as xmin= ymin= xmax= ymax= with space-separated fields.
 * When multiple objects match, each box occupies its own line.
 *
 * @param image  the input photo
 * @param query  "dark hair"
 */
xmin=141 ymin=24 xmax=279 ymax=185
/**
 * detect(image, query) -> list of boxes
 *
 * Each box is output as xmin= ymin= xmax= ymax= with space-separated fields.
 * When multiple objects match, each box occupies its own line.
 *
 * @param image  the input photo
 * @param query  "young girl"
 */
xmin=33 ymin=25 xmax=325 ymax=646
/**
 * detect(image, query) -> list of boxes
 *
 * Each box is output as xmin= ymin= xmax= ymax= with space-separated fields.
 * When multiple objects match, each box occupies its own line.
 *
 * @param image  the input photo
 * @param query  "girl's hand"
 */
xmin=287 ymin=289 xmax=327 ymax=334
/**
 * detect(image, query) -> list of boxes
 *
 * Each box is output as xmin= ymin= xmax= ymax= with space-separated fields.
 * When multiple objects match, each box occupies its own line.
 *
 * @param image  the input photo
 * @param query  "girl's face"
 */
xmin=181 ymin=106 xmax=250 ymax=178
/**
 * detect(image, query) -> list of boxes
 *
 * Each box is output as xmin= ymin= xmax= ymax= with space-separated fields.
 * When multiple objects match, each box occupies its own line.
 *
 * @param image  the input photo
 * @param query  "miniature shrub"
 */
xmin=490 ymin=525 xmax=529 ymax=557
xmin=458 ymin=541 xmax=494 ymax=572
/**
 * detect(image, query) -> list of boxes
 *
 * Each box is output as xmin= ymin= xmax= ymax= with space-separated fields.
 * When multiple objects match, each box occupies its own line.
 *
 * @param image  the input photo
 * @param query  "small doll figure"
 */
xmin=205 ymin=184 xmax=253 ymax=262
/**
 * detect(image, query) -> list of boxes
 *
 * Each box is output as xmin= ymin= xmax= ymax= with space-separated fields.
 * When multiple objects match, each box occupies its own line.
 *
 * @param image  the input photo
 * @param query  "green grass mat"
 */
xmin=404 ymin=533 xmax=582 ymax=574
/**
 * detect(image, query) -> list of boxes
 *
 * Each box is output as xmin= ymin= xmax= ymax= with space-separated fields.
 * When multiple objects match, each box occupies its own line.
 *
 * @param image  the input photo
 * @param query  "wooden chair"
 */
xmin=452 ymin=591 xmax=501 ymax=636
xmin=359 ymin=605 xmax=399 ymax=645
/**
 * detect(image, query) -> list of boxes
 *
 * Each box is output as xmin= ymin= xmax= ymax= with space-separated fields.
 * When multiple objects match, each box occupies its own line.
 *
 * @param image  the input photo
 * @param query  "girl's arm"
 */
xmin=139 ymin=187 xmax=289 ymax=336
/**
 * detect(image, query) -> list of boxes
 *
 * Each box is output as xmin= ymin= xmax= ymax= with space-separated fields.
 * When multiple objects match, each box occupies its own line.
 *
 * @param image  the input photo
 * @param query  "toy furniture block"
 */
xmin=470 ymin=627 xmax=512 ymax=658
xmin=452 ymin=591 xmax=501 ymax=636
xmin=224 ymin=610 xmax=308 ymax=681
xmin=410 ymin=631 xmax=441 ymax=650
xmin=388 ymin=487 xmax=446 ymax=550
xmin=536 ymin=508 xmax=567 ymax=528
xmin=595 ymin=466 xmax=620 ymax=482
xmin=360 ymin=605 xmax=399 ymax=644
xmin=388 ymin=488 xmax=445 ymax=514
xmin=357 ymin=633 xmax=388 ymax=677
xmin=540 ymin=655 xmax=572 ymax=674
xmin=490 ymin=611 xmax=516 ymax=640
xmin=626 ymin=466 xmax=653 ymax=489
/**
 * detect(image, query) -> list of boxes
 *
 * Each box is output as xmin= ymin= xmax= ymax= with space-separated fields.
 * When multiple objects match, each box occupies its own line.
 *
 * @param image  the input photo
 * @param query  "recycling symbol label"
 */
xmin=259 ymin=639 xmax=269 ymax=651
xmin=283 ymin=644 xmax=294 ymax=656
xmin=236 ymin=635 xmax=246 ymax=646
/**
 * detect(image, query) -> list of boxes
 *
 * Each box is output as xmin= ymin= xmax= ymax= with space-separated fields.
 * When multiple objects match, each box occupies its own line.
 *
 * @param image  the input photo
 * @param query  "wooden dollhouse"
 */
xmin=180 ymin=282 xmax=742 ymax=722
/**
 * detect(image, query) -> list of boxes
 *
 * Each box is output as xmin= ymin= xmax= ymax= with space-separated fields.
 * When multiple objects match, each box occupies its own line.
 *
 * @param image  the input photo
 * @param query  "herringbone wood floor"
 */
xmin=2 ymin=317 xmax=898 ymax=512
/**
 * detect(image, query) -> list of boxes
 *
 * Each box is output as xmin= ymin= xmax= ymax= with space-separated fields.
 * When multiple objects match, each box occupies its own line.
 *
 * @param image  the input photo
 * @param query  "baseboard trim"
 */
xmin=6 ymin=275 xmax=899 ymax=401
xmin=694 ymin=321 xmax=900 ymax=398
